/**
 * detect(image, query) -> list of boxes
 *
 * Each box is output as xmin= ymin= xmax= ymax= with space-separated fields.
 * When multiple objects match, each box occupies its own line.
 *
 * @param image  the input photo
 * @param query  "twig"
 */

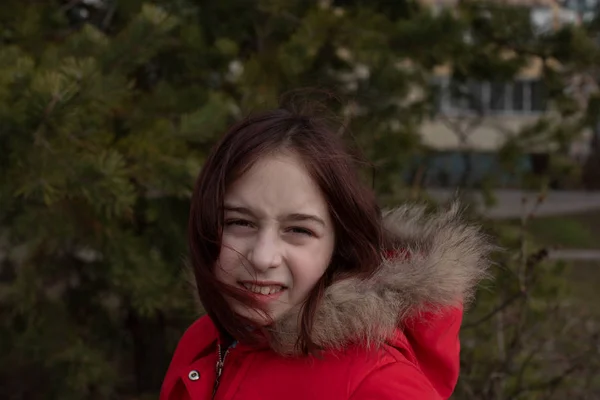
xmin=521 ymin=361 xmax=583 ymax=394
xmin=496 ymin=303 xmax=506 ymax=361
xmin=510 ymin=333 xmax=552 ymax=397
xmin=102 ymin=0 xmax=118 ymax=30
xmin=518 ymin=191 xmax=547 ymax=290
xmin=462 ymin=290 xmax=525 ymax=329
xmin=409 ymin=164 xmax=425 ymax=200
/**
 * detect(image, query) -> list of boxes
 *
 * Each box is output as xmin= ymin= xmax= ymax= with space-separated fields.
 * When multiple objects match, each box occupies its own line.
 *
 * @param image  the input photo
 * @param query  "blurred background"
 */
xmin=1 ymin=0 xmax=600 ymax=399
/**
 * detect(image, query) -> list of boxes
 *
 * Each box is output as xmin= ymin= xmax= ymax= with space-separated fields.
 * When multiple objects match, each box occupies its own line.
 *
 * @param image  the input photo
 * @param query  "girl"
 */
xmin=160 ymin=107 xmax=492 ymax=400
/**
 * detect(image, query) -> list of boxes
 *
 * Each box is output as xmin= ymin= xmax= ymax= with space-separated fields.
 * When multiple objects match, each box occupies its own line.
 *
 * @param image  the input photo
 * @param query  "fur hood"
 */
xmin=268 ymin=202 xmax=495 ymax=356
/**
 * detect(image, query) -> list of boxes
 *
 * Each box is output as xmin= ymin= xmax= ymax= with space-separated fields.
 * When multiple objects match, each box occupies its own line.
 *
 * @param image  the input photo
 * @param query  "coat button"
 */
xmin=188 ymin=370 xmax=200 ymax=381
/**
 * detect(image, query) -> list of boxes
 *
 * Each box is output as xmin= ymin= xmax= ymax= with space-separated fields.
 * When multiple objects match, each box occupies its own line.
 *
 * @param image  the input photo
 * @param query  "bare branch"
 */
xmin=462 ymin=290 xmax=525 ymax=330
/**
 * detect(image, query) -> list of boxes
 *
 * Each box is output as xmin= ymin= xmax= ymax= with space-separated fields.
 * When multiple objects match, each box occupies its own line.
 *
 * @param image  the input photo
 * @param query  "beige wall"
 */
xmin=421 ymin=113 xmax=592 ymax=159
xmin=421 ymin=114 xmax=549 ymax=151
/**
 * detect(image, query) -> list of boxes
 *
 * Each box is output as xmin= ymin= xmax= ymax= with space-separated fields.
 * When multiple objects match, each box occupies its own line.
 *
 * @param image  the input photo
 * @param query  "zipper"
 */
xmin=212 ymin=341 xmax=236 ymax=398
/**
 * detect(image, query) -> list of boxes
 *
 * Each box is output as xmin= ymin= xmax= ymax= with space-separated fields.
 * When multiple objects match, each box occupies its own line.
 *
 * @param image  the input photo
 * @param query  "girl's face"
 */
xmin=215 ymin=151 xmax=335 ymax=324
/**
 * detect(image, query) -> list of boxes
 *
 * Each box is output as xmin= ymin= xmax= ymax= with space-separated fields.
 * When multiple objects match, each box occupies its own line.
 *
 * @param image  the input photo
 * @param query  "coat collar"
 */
xmin=265 ymin=202 xmax=494 ymax=356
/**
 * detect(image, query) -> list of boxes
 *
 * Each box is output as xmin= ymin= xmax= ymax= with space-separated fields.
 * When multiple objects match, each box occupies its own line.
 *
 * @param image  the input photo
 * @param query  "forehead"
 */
xmin=224 ymin=152 xmax=328 ymax=215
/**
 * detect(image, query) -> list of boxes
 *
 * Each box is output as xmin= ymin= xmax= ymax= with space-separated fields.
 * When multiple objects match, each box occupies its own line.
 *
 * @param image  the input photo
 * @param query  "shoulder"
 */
xmin=346 ymin=307 xmax=463 ymax=400
xmin=180 ymin=314 xmax=217 ymax=343
xmin=170 ymin=315 xmax=217 ymax=365
xmin=161 ymin=316 xmax=217 ymax=391
xmin=160 ymin=316 xmax=217 ymax=398
xmin=347 ymin=345 xmax=442 ymax=400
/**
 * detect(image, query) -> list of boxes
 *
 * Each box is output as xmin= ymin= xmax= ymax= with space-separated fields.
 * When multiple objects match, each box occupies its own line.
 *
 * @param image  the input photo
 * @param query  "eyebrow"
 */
xmin=223 ymin=205 xmax=256 ymax=217
xmin=223 ymin=204 xmax=326 ymax=227
xmin=285 ymin=213 xmax=326 ymax=227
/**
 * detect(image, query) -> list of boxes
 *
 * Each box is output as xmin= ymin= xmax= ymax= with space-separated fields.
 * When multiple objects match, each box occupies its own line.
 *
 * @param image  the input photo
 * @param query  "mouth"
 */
xmin=238 ymin=281 xmax=287 ymax=297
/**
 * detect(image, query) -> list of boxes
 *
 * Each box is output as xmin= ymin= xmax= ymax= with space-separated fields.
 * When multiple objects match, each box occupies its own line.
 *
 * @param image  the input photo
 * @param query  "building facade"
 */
xmin=414 ymin=0 xmax=596 ymax=188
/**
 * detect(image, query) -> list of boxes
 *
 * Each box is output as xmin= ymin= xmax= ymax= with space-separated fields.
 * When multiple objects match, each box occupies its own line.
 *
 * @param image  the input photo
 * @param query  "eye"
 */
xmin=225 ymin=219 xmax=254 ymax=228
xmin=288 ymin=227 xmax=314 ymax=237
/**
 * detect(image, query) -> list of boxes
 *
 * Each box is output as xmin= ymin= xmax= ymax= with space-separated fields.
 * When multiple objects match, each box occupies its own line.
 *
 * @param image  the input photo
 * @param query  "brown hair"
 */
xmin=188 ymin=106 xmax=383 ymax=354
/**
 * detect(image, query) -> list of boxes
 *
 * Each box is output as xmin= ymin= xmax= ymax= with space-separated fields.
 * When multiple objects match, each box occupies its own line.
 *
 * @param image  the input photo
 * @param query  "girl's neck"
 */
xmin=219 ymin=330 xmax=236 ymax=348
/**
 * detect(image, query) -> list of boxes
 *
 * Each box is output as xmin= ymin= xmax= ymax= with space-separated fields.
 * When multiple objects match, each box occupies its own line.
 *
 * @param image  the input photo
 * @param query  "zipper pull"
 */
xmin=213 ymin=344 xmax=226 ymax=398
xmin=213 ymin=341 xmax=236 ymax=398
xmin=216 ymin=359 xmax=224 ymax=379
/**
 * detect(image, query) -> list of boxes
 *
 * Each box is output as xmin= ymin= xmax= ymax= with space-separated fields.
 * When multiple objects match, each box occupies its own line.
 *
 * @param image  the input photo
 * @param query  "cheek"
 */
xmin=290 ymin=245 xmax=333 ymax=291
xmin=214 ymin=243 xmax=243 ymax=281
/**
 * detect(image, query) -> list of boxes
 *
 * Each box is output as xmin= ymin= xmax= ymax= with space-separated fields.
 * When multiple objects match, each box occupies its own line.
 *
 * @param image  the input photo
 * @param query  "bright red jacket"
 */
xmin=161 ymin=308 xmax=462 ymax=400
xmin=161 ymin=204 xmax=491 ymax=400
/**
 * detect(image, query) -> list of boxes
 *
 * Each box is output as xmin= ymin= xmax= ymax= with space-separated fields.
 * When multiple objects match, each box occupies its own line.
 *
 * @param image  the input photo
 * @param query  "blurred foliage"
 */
xmin=523 ymin=212 xmax=600 ymax=249
xmin=456 ymin=211 xmax=600 ymax=399
xmin=1 ymin=0 xmax=600 ymax=399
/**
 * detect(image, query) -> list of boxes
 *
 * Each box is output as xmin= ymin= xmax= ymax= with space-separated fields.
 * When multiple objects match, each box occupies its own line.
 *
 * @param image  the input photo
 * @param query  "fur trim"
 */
xmin=268 ymin=202 xmax=495 ymax=356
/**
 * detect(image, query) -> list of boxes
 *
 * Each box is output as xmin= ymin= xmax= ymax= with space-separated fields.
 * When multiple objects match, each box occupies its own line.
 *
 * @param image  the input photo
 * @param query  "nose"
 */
xmin=248 ymin=230 xmax=282 ymax=272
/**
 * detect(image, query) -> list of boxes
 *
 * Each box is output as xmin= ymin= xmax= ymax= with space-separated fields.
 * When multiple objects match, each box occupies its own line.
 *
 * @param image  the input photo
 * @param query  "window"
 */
xmin=435 ymin=79 xmax=547 ymax=114
xmin=531 ymin=80 xmax=547 ymax=112
xmin=490 ymin=82 xmax=507 ymax=111
xmin=468 ymin=81 xmax=485 ymax=111
xmin=512 ymin=81 xmax=525 ymax=111
xmin=432 ymin=78 xmax=547 ymax=115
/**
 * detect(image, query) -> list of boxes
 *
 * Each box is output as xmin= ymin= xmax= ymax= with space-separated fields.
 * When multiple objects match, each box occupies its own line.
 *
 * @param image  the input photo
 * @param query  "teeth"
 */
xmin=242 ymin=283 xmax=284 ymax=295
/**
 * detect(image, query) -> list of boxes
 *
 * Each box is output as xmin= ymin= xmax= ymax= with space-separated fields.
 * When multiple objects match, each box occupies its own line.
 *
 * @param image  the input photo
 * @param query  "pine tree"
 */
xmin=0 ymin=1 xmax=432 ymax=398
xmin=0 ymin=2 xmax=218 ymax=398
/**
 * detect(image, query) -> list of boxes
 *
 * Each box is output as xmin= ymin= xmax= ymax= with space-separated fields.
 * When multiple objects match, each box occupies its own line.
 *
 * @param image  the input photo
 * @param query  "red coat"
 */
xmin=161 ymin=307 xmax=462 ymax=400
xmin=161 ymin=204 xmax=491 ymax=400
